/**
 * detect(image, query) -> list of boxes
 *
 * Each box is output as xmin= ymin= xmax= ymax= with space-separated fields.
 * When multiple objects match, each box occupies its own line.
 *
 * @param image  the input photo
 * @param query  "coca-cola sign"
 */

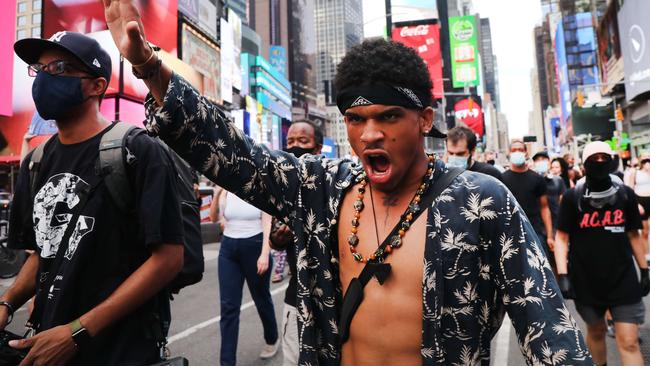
xmin=400 ymin=25 xmax=430 ymax=38
xmin=392 ymin=22 xmax=444 ymax=100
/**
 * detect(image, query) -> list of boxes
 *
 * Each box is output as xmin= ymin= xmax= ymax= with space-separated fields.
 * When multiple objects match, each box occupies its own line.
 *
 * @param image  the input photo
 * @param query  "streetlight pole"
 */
xmin=385 ymin=0 xmax=392 ymax=39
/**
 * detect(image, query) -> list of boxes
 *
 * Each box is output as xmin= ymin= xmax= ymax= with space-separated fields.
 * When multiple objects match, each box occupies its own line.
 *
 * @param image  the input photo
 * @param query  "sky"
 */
xmin=362 ymin=0 xmax=544 ymax=139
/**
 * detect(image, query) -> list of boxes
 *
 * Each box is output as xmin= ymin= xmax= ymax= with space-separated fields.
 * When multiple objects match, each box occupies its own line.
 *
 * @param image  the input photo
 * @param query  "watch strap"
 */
xmin=69 ymin=318 xmax=91 ymax=348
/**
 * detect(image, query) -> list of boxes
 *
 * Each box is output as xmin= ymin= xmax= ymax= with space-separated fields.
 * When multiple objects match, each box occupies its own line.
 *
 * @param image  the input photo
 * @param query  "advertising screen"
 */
xmin=43 ymin=0 xmax=178 ymax=55
xmin=229 ymin=9 xmax=243 ymax=91
xmin=269 ymin=46 xmax=287 ymax=77
xmin=448 ymin=16 xmax=480 ymax=88
xmin=391 ymin=0 xmax=438 ymax=24
xmin=554 ymin=22 xmax=572 ymax=126
xmin=0 ymin=0 xmax=16 ymax=117
xmin=182 ymin=24 xmax=221 ymax=102
xmin=392 ymin=21 xmax=444 ymax=100
xmin=220 ymin=18 xmax=233 ymax=104
xmin=618 ymin=0 xmax=650 ymax=102
xmin=598 ymin=1 xmax=623 ymax=94
xmin=453 ymin=97 xmax=484 ymax=137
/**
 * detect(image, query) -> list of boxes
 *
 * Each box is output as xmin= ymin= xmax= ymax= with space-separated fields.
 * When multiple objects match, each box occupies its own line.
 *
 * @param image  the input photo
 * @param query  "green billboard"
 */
xmin=449 ymin=16 xmax=480 ymax=88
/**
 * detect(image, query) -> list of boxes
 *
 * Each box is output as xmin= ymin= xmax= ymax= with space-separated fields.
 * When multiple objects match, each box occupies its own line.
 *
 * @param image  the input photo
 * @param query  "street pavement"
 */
xmin=2 ymin=243 xmax=650 ymax=365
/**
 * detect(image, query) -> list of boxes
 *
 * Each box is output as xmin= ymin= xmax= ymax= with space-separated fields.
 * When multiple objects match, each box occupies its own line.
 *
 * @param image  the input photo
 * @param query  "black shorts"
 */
xmin=637 ymin=195 xmax=650 ymax=220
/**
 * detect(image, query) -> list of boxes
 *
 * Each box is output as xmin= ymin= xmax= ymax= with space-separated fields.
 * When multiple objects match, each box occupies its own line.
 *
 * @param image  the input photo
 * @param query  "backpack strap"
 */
xmin=99 ymin=122 xmax=140 ymax=212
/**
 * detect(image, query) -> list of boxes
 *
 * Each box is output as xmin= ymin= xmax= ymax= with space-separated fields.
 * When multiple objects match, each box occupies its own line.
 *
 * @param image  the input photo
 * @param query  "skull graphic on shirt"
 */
xmin=33 ymin=173 xmax=95 ymax=260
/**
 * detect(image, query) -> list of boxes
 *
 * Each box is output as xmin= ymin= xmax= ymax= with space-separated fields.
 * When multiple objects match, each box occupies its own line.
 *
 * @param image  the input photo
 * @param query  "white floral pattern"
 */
xmin=145 ymin=74 xmax=592 ymax=365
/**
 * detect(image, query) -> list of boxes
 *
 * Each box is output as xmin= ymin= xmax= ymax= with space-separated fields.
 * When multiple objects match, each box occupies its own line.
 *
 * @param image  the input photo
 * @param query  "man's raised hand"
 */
xmin=102 ymin=0 xmax=151 ymax=65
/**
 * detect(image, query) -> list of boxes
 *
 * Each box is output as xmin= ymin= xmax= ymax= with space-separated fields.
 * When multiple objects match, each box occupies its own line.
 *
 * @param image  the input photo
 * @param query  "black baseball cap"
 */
xmin=532 ymin=151 xmax=550 ymax=160
xmin=14 ymin=31 xmax=112 ymax=82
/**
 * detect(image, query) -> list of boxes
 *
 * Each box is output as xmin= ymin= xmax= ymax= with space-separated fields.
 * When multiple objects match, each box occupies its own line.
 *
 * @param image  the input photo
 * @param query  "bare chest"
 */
xmin=337 ymin=185 xmax=427 ymax=364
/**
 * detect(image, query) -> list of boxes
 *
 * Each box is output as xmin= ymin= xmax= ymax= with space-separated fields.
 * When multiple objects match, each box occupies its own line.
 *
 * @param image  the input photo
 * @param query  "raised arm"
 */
xmin=103 ymin=0 xmax=305 ymax=218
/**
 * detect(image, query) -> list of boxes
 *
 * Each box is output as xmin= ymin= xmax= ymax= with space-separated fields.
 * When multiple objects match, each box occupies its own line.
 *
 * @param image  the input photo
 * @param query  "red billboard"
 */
xmin=392 ymin=21 xmax=444 ymax=100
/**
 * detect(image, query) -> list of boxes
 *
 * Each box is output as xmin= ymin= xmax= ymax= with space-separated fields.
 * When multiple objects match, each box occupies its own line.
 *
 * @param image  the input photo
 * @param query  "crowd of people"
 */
xmin=444 ymin=128 xmax=650 ymax=366
xmin=0 ymin=1 xmax=648 ymax=365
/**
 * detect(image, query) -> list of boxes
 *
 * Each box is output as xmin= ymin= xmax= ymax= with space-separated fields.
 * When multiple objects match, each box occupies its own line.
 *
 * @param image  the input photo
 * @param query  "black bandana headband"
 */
xmin=336 ymin=83 xmax=446 ymax=138
xmin=336 ymin=83 xmax=428 ymax=114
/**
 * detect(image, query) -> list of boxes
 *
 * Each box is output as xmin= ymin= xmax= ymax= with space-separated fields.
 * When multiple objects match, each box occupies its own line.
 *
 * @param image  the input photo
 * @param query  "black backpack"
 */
xmin=28 ymin=122 xmax=204 ymax=295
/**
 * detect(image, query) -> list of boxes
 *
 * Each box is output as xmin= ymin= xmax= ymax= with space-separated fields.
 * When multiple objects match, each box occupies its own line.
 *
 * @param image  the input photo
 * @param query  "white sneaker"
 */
xmin=259 ymin=340 xmax=280 ymax=359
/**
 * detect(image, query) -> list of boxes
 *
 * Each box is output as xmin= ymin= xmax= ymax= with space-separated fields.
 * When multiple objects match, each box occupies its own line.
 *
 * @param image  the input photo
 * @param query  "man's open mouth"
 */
xmin=363 ymin=151 xmax=393 ymax=184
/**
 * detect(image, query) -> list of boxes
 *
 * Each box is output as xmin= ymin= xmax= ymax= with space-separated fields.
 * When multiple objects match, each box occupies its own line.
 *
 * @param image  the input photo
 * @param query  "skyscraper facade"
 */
xmin=479 ymin=18 xmax=499 ymax=109
xmin=314 ymin=0 xmax=363 ymax=103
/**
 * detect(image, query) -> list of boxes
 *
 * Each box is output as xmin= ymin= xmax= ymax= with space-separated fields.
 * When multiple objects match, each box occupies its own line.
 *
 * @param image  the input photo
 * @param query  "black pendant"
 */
xmin=390 ymin=235 xmax=402 ymax=248
xmin=348 ymin=234 xmax=359 ymax=246
xmin=354 ymin=200 xmax=364 ymax=211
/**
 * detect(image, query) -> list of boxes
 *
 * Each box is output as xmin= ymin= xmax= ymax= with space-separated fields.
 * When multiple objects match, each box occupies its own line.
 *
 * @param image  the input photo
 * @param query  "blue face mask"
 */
xmin=509 ymin=152 xmax=527 ymax=166
xmin=447 ymin=155 xmax=469 ymax=169
xmin=32 ymin=71 xmax=87 ymax=121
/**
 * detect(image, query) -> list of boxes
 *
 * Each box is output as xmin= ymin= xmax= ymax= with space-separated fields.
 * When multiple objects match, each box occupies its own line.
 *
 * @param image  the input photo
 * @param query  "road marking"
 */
xmin=492 ymin=314 xmax=511 ymax=366
xmin=203 ymin=249 xmax=219 ymax=262
xmin=167 ymin=283 xmax=289 ymax=345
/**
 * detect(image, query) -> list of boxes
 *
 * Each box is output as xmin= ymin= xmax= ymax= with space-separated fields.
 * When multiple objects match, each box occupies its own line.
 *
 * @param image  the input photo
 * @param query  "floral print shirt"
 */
xmin=145 ymin=74 xmax=592 ymax=365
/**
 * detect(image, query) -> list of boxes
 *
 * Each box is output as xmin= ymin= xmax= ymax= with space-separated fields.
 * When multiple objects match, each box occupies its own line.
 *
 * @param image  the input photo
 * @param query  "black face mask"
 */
xmin=486 ymin=159 xmax=495 ymax=165
xmin=32 ymin=71 xmax=90 ymax=121
xmin=285 ymin=146 xmax=315 ymax=158
xmin=584 ymin=159 xmax=612 ymax=192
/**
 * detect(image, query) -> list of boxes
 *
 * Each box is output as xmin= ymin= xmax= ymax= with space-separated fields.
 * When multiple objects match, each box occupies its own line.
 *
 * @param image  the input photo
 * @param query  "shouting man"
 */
xmin=104 ymin=1 xmax=591 ymax=364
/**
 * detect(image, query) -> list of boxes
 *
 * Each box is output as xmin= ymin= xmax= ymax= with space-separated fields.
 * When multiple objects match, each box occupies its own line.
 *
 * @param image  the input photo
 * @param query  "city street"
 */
xmin=3 ymin=242 xmax=650 ymax=365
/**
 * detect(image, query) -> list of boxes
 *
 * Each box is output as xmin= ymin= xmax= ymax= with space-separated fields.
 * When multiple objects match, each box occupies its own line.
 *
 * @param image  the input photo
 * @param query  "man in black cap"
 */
xmin=0 ymin=31 xmax=185 ymax=365
xmin=103 ymin=2 xmax=592 ymax=364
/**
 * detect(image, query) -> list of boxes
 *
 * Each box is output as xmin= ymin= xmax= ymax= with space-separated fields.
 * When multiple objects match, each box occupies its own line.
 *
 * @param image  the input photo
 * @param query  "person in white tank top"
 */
xmin=209 ymin=189 xmax=279 ymax=365
xmin=626 ymin=153 xmax=650 ymax=264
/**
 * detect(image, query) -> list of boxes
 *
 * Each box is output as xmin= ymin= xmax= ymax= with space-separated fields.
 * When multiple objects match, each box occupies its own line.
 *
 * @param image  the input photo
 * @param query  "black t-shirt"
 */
xmin=502 ymin=169 xmax=547 ymax=235
xmin=469 ymin=161 xmax=503 ymax=182
xmin=557 ymin=186 xmax=642 ymax=306
xmin=8 ymin=125 xmax=184 ymax=366
xmin=545 ymin=175 xmax=566 ymax=232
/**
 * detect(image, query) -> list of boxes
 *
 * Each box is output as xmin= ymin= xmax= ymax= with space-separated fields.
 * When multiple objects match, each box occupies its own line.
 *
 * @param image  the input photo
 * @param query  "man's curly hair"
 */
xmin=335 ymin=38 xmax=433 ymax=107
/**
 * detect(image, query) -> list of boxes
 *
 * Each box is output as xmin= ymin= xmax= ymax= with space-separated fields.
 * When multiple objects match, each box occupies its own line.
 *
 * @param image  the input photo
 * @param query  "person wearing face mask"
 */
xmin=502 ymin=140 xmax=555 ymax=258
xmin=483 ymin=150 xmax=506 ymax=172
xmin=533 ymin=152 xmax=566 ymax=240
xmin=1 ymin=32 xmax=186 ymax=365
xmin=445 ymin=126 xmax=503 ymax=181
xmin=270 ymin=120 xmax=322 ymax=366
xmin=554 ymin=141 xmax=649 ymax=366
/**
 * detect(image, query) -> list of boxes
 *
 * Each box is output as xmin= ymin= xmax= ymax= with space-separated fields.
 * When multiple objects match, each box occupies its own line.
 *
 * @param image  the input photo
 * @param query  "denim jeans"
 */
xmin=218 ymin=233 xmax=278 ymax=366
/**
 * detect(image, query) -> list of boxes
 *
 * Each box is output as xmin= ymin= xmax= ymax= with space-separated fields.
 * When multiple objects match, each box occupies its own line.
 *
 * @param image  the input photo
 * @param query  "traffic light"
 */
xmin=576 ymin=91 xmax=585 ymax=107
xmin=615 ymin=106 xmax=624 ymax=122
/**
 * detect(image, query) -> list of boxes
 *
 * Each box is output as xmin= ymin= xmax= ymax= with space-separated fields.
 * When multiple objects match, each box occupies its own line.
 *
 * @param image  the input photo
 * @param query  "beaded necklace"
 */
xmin=348 ymin=154 xmax=435 ymax=263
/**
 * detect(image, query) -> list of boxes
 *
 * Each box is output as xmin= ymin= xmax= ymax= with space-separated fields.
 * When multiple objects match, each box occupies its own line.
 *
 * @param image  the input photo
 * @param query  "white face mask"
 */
xmin=509 ymin=152 xmax=526 ymax=166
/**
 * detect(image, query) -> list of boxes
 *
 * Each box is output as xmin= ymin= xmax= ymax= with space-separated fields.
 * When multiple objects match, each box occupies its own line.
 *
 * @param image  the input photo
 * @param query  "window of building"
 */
xmin=17 ymin=16 xmax=27 ymax=27
xmin=18 ymin=2 xmax=27 ymax=13
xmin=33 ymin=0 xmax=42 ymax=10
xmin=17 ymin=29 xmax=27 ymax=40
xmin=32 ymin=26 xmax=41 ymax=38
xmin=32 ymin=13 xmax=41 ymax=24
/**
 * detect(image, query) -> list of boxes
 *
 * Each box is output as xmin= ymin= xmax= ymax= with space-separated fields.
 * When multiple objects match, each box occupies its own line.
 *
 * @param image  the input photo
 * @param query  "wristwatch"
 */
xmin=0 ymin=301 xmax=15 ymax=325
xmin=69 ymin=319 xmax=91 ymax=349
